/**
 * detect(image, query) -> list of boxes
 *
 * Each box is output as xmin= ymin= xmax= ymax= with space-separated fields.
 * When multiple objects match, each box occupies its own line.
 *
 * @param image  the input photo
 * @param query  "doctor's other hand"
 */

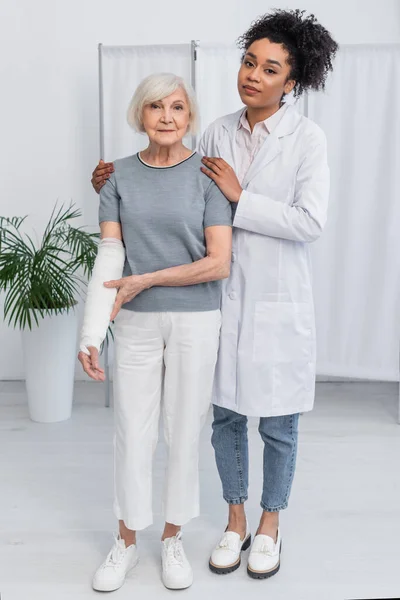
xmin=201 ymin=157 xmax=242 ymax=203
xmin=105 ymin=275 xmax=149 ymax=321
xmin=91 ymin=159 xmax=114 ymax=194
xmin=78 ymin=347 xmax=105 ymax=382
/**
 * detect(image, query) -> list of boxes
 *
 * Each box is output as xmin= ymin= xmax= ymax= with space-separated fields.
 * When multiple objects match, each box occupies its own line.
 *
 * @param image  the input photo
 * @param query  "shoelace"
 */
xmin=166 ymin=532 xmax=184 ymax=567
xmin=104 ymin=536 xmax=126 ymax=569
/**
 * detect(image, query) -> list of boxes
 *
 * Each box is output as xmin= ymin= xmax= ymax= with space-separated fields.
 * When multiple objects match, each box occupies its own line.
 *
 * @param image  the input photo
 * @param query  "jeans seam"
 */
xmin=282 ymin=414 xmax=296 ymax=507
xmin=260 ymin=414 xmax=298 ymax=512
xmin=234 ymin=421 xmax=246 ymax=498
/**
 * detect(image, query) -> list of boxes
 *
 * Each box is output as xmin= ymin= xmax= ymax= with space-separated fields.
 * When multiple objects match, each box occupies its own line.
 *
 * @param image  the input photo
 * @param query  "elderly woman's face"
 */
xmin=142 ymin=88 xmax=190 ymax=146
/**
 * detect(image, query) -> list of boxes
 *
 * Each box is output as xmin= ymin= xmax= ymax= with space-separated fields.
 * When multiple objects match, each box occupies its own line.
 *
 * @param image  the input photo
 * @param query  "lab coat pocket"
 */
xmin=253 ymin=301 xmax=316 ymax=404
xmin=253 ymin=301 xmax=314 ymax=365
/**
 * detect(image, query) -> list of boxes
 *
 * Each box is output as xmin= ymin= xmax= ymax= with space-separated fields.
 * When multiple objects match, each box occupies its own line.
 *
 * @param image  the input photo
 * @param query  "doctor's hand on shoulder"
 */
xmin=91 ymin=159 xmax=115 ymax=194
xmin=104 ymin=275 xmax=149 ymax=321
xmin=201 ymin=157 xmax=242 ymax=203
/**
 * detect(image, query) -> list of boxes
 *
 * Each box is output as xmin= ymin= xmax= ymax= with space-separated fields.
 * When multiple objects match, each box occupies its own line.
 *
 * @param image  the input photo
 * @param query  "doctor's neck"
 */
xmin=245 ymin=102 xmax=284 ymax=131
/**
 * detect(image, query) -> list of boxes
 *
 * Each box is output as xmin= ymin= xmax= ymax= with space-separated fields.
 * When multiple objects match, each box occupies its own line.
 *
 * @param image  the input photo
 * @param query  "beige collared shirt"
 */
xmin=235 ymin=103 xmax=289 ymax=184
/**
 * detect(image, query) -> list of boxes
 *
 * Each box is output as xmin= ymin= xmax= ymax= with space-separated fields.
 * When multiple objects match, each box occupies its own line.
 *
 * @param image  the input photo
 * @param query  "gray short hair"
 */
xmin=127 ymin=73 xmax=199 ymax=134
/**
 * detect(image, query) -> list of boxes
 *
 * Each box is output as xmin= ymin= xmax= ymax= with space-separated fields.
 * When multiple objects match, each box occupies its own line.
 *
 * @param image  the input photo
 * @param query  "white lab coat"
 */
xmin=198 ymin=105 xmax=330 ymax=417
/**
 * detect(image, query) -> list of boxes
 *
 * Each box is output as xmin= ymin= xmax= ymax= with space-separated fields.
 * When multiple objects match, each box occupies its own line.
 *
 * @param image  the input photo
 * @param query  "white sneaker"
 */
xmin=161 ymin=532 xmax=193 ymax=590
xmin=209 ymin=520 xmax=251 ymax=574
xmin=247 ymin=528 xmax=281 ymax=579
xmin=92 ymin=535 xmax=139 ymax=592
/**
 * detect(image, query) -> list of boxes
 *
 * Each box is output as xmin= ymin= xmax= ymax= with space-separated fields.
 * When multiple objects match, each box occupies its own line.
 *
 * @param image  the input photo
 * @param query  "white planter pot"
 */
xmin=21 ymin=308 xmax=78 ymax=423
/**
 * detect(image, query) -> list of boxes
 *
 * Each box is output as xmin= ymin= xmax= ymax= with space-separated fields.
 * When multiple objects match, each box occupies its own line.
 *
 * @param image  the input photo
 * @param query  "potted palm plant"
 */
xmin=0 ymin=203 xmax=99 ymax=423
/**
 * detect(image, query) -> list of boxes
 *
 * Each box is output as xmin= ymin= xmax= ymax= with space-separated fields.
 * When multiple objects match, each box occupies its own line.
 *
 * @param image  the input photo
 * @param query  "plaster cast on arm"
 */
xmin=79 ymin=237 xmax=125 ymax=354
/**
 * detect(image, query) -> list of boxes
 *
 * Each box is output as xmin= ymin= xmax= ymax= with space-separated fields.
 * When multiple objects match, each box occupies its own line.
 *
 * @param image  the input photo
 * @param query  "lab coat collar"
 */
xmin=221 ymin=104 xmax=302 ymax=187
xmin=223 ymin=103 xmax=301 ymax=138
xmin=237 ymin=103 xmax=289 ymax=134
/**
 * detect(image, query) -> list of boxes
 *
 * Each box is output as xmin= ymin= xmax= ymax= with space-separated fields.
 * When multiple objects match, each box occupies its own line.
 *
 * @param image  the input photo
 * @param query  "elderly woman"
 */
xmin=78 ymin=73 xmax=232 ymax=592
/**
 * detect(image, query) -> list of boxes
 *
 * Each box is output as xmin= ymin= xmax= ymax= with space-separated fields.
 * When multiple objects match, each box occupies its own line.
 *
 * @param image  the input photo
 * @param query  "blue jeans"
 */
xmin=211 ymin=405 xmax=300 ymax=512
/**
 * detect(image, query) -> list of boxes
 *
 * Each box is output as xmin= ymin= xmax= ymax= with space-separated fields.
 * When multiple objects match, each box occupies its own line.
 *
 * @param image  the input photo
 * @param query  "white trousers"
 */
xmin=112 ymin=309 xmax=221 ymax=531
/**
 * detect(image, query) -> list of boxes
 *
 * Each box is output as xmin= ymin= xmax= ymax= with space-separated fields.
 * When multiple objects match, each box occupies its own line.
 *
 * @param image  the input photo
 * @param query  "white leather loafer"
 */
xmin=209 ymin=520 xmax=251 ymax=575
xmin=247 ymin=528 xmax=281 ymax=579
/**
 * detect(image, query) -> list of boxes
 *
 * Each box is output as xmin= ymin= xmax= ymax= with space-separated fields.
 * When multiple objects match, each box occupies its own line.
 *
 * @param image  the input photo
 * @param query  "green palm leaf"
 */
xmin=0 ymin=202 xmax=99 ymax=330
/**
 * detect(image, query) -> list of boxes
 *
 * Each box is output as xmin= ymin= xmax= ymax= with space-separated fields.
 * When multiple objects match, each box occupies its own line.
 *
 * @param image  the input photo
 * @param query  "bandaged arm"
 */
xmin=79 ymin=234 xmax=125 ymax=355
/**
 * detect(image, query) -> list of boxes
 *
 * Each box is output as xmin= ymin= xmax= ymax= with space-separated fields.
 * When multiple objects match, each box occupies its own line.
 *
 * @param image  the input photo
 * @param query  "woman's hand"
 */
xmin=201 ymin=157 xmax=243 ymax=203
xmin=104 ymin=275 xmax=149 ymax=320
xmin=91 ymin=160 xmax=114 ymax=194
xmin=78 ymin=347 xmax=105 ymax=381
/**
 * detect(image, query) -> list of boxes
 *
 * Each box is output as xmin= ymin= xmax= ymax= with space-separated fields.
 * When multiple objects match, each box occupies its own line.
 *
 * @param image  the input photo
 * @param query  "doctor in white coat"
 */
xmin=90 ymin=8 xmax=338 ymax=583
xmin=201 ymin=10 xmax=338 ymax=580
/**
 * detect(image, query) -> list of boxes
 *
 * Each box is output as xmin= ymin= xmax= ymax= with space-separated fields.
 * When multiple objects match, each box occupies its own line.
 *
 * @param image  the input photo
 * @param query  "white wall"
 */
xmin=1 ymin=0 xmax=400 ymax=380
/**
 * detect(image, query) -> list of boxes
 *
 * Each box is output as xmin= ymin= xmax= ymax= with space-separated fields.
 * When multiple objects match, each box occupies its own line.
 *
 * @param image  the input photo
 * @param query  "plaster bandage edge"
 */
xmin=79 ymin=237 xmax=125 ymax=355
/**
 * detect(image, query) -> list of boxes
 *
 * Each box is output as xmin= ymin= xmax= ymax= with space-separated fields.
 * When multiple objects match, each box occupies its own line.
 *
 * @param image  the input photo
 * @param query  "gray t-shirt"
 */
xmin=99 ymin=152 xmax=232 ymax=312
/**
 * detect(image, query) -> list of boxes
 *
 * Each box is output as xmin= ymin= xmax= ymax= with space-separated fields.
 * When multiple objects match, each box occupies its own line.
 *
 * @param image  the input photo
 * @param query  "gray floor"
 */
xmin=0 ymin=381 xmax=399 ymax=600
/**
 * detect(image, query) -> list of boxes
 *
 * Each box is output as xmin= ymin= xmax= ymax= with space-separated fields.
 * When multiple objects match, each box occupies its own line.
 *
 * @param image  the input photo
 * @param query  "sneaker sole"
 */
xmin=163 ymin=575 xmax=193 ymax=590
xmin=209 ymin=534 xmax=251 ymax=575
xmin=92 ymin=557 xmax=139 ymax=592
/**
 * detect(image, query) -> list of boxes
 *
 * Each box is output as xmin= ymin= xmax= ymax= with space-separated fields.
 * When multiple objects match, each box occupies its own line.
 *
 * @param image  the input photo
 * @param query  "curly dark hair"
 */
xmin=237 ymin=9 xmax=338 ymax=98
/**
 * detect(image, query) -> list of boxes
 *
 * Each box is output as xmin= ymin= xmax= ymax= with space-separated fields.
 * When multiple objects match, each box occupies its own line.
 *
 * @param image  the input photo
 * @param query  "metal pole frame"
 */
xmin=98 ymin=43 xmax=111 ymax=409
xmin=303 ymin=90 xmax=309 ymax=119
xmin=190 ymin=40 xmax=199 ymax=151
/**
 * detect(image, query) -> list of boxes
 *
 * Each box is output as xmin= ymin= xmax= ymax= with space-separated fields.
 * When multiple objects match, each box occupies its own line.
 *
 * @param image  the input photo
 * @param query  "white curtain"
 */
xmin=195 ymin=42 xmax=399 ymax=381
xmin=100 ymin=44 xmax=192 ymax=162
xmin=195 ymin=43 xmax=243 ymax=134
xmin=99 ymin=42 xmax=400 ymax=383
xmin=308 ymin=44 xmax=400 ymax=381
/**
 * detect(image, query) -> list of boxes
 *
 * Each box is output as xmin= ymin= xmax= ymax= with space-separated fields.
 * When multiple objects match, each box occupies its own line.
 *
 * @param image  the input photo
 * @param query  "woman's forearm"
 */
xmin=142 ymin=255 xmax=230 ymax=289
xmin=80 ymin=237 xmax=125 ymax=352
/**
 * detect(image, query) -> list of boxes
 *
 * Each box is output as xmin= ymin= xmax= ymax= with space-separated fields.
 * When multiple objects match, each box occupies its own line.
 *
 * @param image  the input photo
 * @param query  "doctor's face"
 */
xmin=237 ymin=39 xmax=295 ymax=109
